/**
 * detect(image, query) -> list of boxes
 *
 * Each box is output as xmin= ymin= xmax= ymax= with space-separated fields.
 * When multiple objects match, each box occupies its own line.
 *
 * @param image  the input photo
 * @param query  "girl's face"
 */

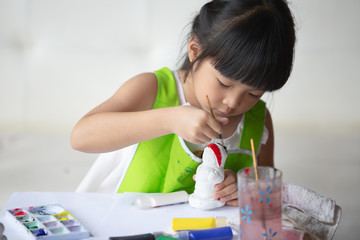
xmin=191 ymin=60 xmax=265 ymax=118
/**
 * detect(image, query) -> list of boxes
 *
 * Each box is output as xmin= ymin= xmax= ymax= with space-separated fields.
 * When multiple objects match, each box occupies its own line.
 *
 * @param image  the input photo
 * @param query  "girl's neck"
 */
xmin=222 ymin=114 xmax=243 ymax=138
xmin=177 ymin=70 xmax=198 ymax=107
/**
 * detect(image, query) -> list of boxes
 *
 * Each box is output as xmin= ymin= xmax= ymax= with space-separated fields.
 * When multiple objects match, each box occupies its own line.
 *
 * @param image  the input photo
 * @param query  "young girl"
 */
xmin=71 ymin=0 xmax=296 ymax=207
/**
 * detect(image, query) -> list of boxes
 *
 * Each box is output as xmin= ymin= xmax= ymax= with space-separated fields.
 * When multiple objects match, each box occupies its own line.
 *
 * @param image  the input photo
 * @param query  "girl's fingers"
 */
xmin=216 ymin=116 xmax=229 ymax=125
xmin=215 ymin=169 xmax=237 ymax=191
xmin=214 ymin=169 xmax=238 ymax=203
xmin=215 ymin=184 xmax=238 ymax=200
xmin=207 ymin=117 xmax=225 ymax=136
xmin=225 ymin=198 xmax=239 ymax=207
xmin=187 ymin=124 xmax=220 ymax=144
xmin=192 ymin=132 xmax=212 ymax=144
xmin=201 ymin=126 xmax=221 ymax=141
xmin=181 ymin=106 xmax=226 ymax=143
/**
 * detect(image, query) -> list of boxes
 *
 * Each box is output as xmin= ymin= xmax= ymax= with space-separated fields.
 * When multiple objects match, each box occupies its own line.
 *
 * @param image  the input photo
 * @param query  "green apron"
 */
xmin=118 ymin=67 xmax=266 ymax=193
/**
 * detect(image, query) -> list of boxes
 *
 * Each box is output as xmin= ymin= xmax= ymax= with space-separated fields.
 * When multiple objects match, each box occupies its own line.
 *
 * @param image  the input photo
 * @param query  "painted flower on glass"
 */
xmin=259 ymin=185 xmax=273 ymax=204
xmin=262 ymin=228 xmax=277 ymax=240
xmin=240 ymin=204 xmax=252 ymax=223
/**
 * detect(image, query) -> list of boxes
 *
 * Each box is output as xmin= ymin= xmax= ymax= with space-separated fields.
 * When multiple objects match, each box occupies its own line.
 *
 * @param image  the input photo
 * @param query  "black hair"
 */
xmin=180 ymin=0 xmax=296 ymax=91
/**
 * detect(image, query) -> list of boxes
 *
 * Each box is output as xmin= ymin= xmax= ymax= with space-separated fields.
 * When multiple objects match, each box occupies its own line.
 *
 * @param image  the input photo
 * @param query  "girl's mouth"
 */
xmin=215 ymin=109 xmax=230 ymax=117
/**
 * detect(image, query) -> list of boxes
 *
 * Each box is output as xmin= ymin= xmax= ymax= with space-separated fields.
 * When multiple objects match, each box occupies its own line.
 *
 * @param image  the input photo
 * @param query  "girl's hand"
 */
xmin=170 ymin=105 xmax=228 ymax=144
xmin=214 ymin=169 xmax=238 ymax=207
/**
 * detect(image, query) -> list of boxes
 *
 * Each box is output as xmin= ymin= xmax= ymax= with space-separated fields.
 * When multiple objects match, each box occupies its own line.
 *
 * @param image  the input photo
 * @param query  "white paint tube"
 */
xmin=134 ymin=190 xmax=189 ymax=209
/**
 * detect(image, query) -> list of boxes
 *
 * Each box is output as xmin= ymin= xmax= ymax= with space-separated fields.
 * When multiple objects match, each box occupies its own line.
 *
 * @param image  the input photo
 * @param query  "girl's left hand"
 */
xmin=214 ymin=169 xmax=238 ymax=207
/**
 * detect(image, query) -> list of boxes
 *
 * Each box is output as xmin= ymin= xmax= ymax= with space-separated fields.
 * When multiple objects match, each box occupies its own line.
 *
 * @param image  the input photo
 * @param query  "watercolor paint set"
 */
xmin=6 ymin=204 xmax=90 ymax=239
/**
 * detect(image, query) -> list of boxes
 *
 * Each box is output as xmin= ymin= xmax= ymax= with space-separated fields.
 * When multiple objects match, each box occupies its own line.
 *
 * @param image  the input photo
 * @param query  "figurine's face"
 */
xmin=202 ymin=143 xmax=228 ymax=167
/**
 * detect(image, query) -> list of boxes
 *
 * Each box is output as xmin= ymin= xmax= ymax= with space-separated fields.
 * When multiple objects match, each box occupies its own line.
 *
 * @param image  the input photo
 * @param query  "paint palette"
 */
xmin=7 ymin=204 xmax=90 ymax=239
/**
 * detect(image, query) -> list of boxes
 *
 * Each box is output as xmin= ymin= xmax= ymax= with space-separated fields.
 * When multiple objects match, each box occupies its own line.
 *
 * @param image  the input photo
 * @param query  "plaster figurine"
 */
xmin=189 ymin=143 xmax=228 ymax=210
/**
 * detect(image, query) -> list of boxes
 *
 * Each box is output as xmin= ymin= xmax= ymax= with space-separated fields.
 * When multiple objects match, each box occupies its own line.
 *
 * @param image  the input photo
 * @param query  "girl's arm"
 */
xmin=71 ymin=72 xmax=163 ymax=153
xmin=71 ymin=72 xmax=223 ymax=153
xmin=257 ymin=109 xmax=274 ymax=167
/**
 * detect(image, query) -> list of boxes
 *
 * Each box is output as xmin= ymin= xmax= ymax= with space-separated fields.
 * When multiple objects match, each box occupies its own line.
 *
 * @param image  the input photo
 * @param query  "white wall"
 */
xmin=272 ymin=0 xmax=360 ymax=133
xmin=1 ymin=0 xmax=359 ymax=134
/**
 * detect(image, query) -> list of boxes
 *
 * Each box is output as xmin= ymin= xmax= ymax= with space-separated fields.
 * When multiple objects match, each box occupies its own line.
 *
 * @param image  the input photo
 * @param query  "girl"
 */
xmin=71 ymin=0 xmax=296 ymax=207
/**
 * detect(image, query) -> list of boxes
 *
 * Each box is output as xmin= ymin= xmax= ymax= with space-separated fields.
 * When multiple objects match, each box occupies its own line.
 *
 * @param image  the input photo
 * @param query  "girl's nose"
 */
xmin=223 ymin=94 xmax=242 ymax=109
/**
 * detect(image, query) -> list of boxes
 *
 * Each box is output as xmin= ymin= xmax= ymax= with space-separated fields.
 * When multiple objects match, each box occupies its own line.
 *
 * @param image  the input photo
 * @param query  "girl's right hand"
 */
xmin=169 ymin=105 xmax=228 ymax=144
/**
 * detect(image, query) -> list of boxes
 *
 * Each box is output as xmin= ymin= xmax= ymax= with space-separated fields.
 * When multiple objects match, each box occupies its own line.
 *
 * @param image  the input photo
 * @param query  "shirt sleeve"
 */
xmin=260 ymin=125 xmax=269 ymax=145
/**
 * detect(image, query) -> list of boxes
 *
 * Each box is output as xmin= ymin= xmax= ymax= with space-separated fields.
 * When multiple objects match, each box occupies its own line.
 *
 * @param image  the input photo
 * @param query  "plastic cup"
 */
xmin=237 ymin=166 xmax=282 ymax=240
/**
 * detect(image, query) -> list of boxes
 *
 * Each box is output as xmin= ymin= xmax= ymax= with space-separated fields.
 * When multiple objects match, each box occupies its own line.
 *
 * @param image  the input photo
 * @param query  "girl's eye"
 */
xmin=249 ymin=93 xmax=261 ymax=99
xmin=218 ymin=80 xmax=230 ymax=88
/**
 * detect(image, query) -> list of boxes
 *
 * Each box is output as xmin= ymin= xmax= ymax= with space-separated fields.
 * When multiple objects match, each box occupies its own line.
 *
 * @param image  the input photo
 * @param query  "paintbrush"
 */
xmin=250 ymin=138 xmax=259 ymax=180
xmin=250 ymin=138 xmax=267 ymax=232
xmin=205 ymin=95 xmax=225 ymax=146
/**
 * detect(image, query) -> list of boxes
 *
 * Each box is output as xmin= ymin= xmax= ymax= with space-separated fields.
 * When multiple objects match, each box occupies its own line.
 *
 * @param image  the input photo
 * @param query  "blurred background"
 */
xmin=0 ymin=0 xmax=359 ymax=239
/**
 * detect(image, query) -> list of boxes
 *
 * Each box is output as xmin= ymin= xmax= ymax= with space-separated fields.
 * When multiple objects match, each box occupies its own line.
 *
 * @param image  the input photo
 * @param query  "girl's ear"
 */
xmin=187 ymin=35 xmax=201 ymax=62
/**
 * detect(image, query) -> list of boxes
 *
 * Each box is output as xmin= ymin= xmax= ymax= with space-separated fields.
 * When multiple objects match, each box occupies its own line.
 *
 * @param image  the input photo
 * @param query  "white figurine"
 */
xmin=189 ymin=143 xmax=228 ymax=210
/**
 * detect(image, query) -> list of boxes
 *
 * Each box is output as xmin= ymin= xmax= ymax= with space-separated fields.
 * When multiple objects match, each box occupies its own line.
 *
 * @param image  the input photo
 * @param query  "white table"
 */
xmin=0 ymin=192 xmax=238 ymax=240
